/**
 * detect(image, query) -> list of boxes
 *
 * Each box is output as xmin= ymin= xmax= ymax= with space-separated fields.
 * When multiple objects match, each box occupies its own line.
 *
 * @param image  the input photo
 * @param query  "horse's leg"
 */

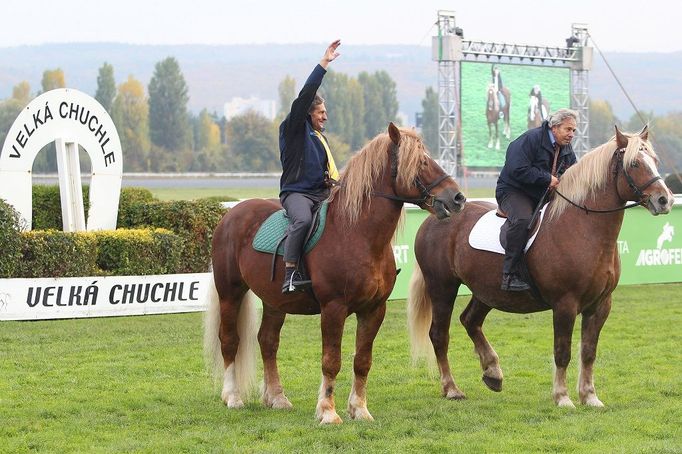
xmin=429 ymin=282 xmax=466 ymax=400
xmin=495 ymin=122 xmax=500 ymax=150
xmin=316 ymin=302 xmax=348 ymax=424
xmin=460 ymin=296 xmax=503 ymax=392
xmin=552 ymin=302 xmax=579 ymax=408
xmin=578 ymin=296 xmax=612 ymax=407
xmin=347 ymin=302 xmax=386 ymax=421
xmin=258 ymin=305 xmax=293 ymax=409
xmin=487 ymin=122 xmax=494 ymax=148
xmin=218 ymin=287 xmax=251 ymax=408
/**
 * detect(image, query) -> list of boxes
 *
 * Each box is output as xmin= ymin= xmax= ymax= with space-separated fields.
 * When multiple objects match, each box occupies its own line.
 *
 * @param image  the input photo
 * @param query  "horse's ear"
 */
xmin=614 ymin=125 xmax=628 ymax=149
xmin=388 ymin=122 xmax=401 ymax=145
xmin=639 ymin=124 xmax=649 ymax=141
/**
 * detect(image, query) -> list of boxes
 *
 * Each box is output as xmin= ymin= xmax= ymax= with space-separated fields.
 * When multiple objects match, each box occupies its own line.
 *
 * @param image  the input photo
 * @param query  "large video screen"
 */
xmin=460 ymin=62 xmax=570 ymax=168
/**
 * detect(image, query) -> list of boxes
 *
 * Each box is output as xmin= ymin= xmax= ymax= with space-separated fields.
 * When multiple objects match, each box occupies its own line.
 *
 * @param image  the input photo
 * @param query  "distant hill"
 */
xmin=1 ymin=43 xmax=680 ymax=123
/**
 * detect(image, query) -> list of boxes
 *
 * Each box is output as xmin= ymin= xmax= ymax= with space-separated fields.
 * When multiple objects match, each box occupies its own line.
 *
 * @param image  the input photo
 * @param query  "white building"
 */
xmin=224 ymin=97 xmax=276 ymax=120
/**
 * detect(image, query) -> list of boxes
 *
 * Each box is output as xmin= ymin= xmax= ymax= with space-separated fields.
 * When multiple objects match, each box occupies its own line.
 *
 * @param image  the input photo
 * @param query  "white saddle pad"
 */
xmin=468 ymin=204 xmax=548 ymax=254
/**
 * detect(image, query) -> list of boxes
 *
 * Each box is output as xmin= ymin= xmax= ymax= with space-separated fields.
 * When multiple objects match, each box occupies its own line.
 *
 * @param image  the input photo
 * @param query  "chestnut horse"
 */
xmin=408 ymin=126 xmax=673 ymax=407
xmin=486 ymin=84 xmax=511 ymax=150
xmin=204 ymin=123 xmax=465 ymax=424
xmin=527 ymin=90 xmax=550 ymax=129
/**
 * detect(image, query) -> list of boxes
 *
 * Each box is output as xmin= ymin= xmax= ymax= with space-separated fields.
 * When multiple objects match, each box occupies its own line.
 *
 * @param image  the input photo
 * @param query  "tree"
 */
xmin=277 ymin=75 xmax=296 ymax=120
xmin=358 ymin=71 xmax=399 ymax=140
xmin=41 ymin=68 xmax=65 ymax=93
xmin=0 ymin=82 xmax=32 ymax=150
xmin=95 ymin=62 xmax=116 ymax=113
xmin=589 ymin=99 xmax=620 ymax=146
xmin=322 ymin=71 xmax=365 ymax=150
xmin=421 ymin=86 xmax=439 ymax=154
xmin=148 ymin=57 xmax=190 ymax=151
xmin=225 ymin=111 xmax=278 ymax=171
xmin=111 ymin=76 xmax=150 ymax=171
xmin=12 ymin=81 xmax=31 ymax=106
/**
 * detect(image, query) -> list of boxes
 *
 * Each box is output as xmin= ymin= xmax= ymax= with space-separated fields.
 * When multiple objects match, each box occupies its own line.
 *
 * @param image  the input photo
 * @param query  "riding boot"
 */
xmin=282 ymin=267 xmax=312 ymax=293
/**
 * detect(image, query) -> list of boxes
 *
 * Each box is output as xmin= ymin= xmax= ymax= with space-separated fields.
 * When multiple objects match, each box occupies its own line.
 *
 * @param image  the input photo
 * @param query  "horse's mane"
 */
xmin=331 ymin=128 xmax=425 ymax=225
xmin=547 ymin=133 xmax=657 ymax=220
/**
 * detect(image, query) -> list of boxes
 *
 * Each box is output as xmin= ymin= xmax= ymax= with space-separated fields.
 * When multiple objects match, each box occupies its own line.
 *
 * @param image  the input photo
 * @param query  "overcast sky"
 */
xmin=1 ymin=0 xmax=680 ymax=53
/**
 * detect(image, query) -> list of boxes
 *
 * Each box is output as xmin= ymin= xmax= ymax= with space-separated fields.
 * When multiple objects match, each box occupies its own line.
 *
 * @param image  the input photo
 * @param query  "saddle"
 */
xmin=252 ymin=201 xmax=329 ymax=282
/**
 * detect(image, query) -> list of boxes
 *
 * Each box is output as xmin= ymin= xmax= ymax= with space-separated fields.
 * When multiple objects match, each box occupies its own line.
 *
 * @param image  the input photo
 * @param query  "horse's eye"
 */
xmin=630 ymin=160 xmax=640 ymax=168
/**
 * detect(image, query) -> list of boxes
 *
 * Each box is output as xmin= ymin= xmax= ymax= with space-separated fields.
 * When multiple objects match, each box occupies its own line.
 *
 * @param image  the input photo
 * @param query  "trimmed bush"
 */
xmin=33 ymin=185 xmax=154 ymax=230
xmin=0 ymin=199 xmax=23 ymax=278
xmin=17 ymin=230 xmax=99 ymax=278
xmin=665 ymin=173 xmax=682 ymax=194
xmin=119 ymin=199 xmax=226 ymax=273
xmin=94 ymin=228 xmax=183 ymax=275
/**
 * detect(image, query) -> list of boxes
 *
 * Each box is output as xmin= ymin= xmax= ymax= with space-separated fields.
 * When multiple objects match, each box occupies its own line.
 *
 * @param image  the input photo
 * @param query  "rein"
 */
xmin=553 ymin=148 xmax=661 ymax=214
xmin=372 ymin=143 xmax=451 ymax=207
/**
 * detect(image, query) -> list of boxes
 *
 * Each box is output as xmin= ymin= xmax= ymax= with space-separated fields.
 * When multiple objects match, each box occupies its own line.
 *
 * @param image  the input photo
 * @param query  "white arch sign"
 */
xmin=0 ymin=88 xmax=122 ymax=231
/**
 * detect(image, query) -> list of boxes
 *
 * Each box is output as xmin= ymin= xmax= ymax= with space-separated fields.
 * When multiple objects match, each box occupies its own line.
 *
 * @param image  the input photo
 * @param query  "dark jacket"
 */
xmin=279 ymin=64 xmax=330 ymax=196
xmin=496 ymin=120 xmax=577 ymax=205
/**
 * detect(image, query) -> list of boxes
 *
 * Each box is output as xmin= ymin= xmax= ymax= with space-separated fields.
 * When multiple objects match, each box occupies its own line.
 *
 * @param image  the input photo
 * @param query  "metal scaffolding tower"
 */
xmin=432 ymin=12 xmax=593 ymax=175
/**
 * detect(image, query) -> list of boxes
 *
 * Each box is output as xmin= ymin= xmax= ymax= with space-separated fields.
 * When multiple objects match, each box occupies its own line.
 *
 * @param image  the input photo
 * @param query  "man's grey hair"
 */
xmin=548 ymin=108 xmax=579 ymax=128
xmin=308 ymin=94 xmax=325 ymax=114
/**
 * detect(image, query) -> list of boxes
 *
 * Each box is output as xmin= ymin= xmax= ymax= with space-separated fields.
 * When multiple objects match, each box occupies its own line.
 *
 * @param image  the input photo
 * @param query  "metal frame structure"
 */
xmin=433 ymin=11 xmax=592 ymax=176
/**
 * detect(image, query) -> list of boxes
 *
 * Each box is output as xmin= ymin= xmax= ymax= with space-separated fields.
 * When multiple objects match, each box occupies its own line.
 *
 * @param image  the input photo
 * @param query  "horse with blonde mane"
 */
xmin=204 ymin=123 xmax=465 ymax=424
xmin=408 ymin=126 xmax=673 ymax=407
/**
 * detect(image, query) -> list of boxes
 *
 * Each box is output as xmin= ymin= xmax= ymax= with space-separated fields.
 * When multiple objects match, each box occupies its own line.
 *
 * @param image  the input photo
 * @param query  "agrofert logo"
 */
xmin=636 ymin=222 xmax=681 ymax=266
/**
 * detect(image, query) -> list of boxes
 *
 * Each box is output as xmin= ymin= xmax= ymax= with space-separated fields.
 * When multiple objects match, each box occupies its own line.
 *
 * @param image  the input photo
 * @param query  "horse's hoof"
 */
xmin=224 ymin=395 xmax=245 ymax=408
xmin=582 ymin=395 xmax=604 ymax=407
xmin=348 ymin=406 xmax=374 ymax=421
xmin=445 ymin=388 xmax=466 ymax=400
xmin=266 ymin=394 xmax=293 ymax=410
xmin=556 ymin=396 xmax=576 ymax=408
xmin=319 ymin=411 xmax=343 ymax=424
xmin=482 ymin=375 xmax=503 ymax=392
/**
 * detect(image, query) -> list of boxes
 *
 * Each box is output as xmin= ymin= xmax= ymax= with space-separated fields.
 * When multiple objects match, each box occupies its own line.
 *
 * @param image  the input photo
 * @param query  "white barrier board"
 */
xmin=0 ymin=273 xmax=211 ymax=321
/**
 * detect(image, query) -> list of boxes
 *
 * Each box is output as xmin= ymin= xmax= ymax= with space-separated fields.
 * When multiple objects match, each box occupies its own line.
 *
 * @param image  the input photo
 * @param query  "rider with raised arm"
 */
xmin=279 ymin=40 xmax=341 ymax=293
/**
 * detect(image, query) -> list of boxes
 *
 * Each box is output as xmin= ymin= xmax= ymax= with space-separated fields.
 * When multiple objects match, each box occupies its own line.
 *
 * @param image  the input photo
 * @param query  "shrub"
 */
xmin=94 ymin=228 xmax=183 ymax=275
xmin=119 ymin=200 xmax=226 ymax=272
xmin=0 ymin=199 xmax=22 ymax=277
xmin=17 ymin=230 xmax=99 ymax=278
xmin=32 ymin=185 xmax=154 ymax=230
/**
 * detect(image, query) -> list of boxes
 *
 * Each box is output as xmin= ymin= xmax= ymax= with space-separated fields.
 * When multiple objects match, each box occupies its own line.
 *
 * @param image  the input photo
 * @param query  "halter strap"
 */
xmin=373 ymin=143 xmax=452 ymax=206
xmin=553 ymin=147 xmax=660 ymax=214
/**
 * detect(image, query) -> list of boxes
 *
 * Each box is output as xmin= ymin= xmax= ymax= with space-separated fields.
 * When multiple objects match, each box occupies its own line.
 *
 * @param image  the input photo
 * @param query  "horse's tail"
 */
xmin=203 ymin=275 xmax=258 ymax=399
xmin=407 ymin=262 xmax=436 ymax=367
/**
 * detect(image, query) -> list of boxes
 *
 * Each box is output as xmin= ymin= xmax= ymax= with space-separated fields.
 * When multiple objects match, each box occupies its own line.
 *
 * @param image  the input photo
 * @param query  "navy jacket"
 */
xmin=496 ymin=121 xmax=577 ymax=205
xmin=279 ymin=64 xmax=330 ymax=196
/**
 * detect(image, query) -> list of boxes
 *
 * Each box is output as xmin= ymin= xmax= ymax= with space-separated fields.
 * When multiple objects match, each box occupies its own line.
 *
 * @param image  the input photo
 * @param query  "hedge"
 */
xmin=118 ymin=199 xmax=226 ymax=273
xmin=7 ymin=186 xmax=227 ymax=278
xmin=32 ymin=185 xmax=154 ymax=230
xmin=94 ymin=228 xmax=183 ymax=275
xmin=0 ymin=199 xmax=23 ymax=278
xmin=17 ymin=230 xmax=99 ymax=278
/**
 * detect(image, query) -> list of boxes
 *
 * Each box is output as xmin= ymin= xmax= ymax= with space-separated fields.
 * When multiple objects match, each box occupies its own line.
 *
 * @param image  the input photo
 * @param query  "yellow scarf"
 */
xmin=314 ymin=130 xmax=339 ymax=181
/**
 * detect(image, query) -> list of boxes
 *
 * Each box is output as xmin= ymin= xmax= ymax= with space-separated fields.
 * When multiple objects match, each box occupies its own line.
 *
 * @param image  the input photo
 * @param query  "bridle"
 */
xmin=554 ymin=147 xmax=661 ymax=214
xmin=373 ymin=142 xmax=451 ymax=207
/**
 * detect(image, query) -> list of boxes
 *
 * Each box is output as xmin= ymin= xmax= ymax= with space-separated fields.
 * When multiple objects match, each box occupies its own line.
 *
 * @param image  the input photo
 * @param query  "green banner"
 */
xmin=389 ymin=198 xmax=682 ymax=300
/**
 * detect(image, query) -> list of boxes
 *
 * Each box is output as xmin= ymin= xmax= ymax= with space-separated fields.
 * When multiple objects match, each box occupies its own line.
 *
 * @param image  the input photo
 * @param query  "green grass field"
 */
xmin=2 ymin=284 xmax=681 ymax=453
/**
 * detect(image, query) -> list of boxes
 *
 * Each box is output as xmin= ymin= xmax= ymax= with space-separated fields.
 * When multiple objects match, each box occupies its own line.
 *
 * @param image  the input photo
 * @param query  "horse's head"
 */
xmin=387 ymin=123 xmax=466 ymax=218
xmin=614 ymin=125 xmax=674 ymax=215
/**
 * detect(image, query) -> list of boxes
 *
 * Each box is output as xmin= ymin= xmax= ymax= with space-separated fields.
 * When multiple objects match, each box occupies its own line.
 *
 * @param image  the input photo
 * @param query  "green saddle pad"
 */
xmin=252 ymin=201 xmax=329 ymax=256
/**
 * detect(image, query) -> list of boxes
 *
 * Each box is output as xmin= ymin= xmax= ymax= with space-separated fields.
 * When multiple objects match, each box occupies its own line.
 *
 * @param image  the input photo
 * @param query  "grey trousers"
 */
xmin=498 ymin=190 xmax=535 ymax=275
xmin=280 ymin=190 xmax=327 ymax=264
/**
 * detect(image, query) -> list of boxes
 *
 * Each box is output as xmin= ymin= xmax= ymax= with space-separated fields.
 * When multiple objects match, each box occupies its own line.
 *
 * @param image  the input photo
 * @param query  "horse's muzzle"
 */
xmin=434 ymin=189 xmax=466 ymax=219
xmin=646 ymin=187 xmax=675 ymax=215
